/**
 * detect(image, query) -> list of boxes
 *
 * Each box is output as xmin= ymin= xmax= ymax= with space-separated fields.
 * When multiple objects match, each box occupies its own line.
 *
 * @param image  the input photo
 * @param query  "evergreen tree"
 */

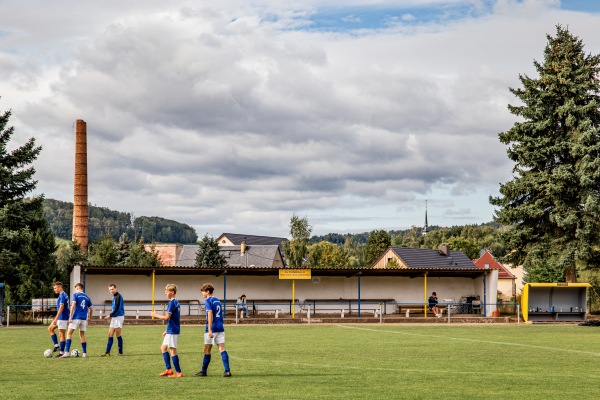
xmin=282 ymin=214 xmax=312 ymax=268
xmin=115 ymin=233 xmax=131 ymax=265
xmin=490 ymin=26 xmax=600 ymax=282
xmin=365 ymin=230 xmax=391 ymax=266
xmin=0 ymin=104 xmax=61 ymax=304
xmin=195 ymin=234 xmax=227 ymax=268
xmin=125 ymin=238 xmax=162 ymax=267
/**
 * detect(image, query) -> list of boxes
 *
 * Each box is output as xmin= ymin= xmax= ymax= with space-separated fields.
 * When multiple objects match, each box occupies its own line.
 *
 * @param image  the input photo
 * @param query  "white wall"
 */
xmin=80 ymin=271 xmax=496 ymax=316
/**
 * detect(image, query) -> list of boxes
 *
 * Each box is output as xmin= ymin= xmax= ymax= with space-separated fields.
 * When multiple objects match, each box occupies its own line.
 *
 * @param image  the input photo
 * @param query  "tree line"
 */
xmin=43 ymin=198 xmax=198 ymax=244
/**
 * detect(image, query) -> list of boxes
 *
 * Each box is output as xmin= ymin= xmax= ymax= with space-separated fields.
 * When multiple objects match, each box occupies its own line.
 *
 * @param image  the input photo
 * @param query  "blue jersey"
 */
xmin=204 ymin=296 xmax=224 ymax=333
xmin=110 ymin=292 xmax=125 ymax=317
xmin=71 ymin=292 xmax=93 ymax=320
xmin=166 ymin=298 xmax=181 ymax=335
xmin=57 ymin=291 xmax=70 ymax=321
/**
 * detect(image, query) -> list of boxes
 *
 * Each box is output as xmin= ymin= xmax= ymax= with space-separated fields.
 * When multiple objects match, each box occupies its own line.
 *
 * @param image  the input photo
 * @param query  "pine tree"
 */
xmin=1 ymin=104 xmax=60 ymax=303
xmin=195 ymin=234 xmax=227 ymax=268
xmin=490 ymin=26 xmax=600 ymax=282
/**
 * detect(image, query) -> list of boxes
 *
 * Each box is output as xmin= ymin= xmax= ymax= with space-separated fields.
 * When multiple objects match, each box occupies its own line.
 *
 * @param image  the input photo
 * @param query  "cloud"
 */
xmin=1 ymin=0 xmax=600 ymax=237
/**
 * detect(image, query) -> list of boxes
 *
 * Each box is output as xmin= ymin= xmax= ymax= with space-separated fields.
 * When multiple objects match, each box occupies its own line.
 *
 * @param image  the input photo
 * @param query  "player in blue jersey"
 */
xmin=151 ymin=283 xmax=184 ymax=378
xmin=101 ymin=283 xmax=125 ymax=356
xmin=193 ymin=283 xmax=231 ymax=377
xmin=60 ymin=283 xmax=93 ymax=358
xmin=48 ymin=281 xmax=69 ymax=356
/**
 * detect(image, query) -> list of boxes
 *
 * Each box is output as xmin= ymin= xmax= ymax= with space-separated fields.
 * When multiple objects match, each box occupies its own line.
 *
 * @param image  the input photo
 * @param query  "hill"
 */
xmin=43 ymin=198 xmax=198 ymax=244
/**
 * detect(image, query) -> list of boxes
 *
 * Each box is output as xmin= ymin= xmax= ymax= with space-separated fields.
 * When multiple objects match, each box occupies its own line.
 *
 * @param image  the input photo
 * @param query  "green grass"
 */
xmin=2 ymin=323 xmax=600 ymax=399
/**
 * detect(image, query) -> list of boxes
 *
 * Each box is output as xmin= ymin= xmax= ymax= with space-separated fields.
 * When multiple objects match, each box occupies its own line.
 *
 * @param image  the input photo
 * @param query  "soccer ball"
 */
xmin=71 ymin=349 xmax=80 ymax=357
xmin=44 ymin=349 xmax=53 ymax=358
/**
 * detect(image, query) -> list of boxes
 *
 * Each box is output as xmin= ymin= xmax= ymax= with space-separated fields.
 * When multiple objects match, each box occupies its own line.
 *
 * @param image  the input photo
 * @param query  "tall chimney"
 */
xmin=72 ymin=119 xmax=89 ymax=252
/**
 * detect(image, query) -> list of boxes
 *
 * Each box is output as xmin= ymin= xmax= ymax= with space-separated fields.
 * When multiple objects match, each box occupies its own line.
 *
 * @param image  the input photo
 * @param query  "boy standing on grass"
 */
xmin=48 ymin=281 xmax=69 ymax=356
xmin=60 ymin=283 xmax=93 ymax=358
xmin=101 ymin=283 xmax=125 ymax=356
xmin=151 ymin=283 xmax=183 ymax=378
xmin=193 ymin=283 xmax=231 ymax=378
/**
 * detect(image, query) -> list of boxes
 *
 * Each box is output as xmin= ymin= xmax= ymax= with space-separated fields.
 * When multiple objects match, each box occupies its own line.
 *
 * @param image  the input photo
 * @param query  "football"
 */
xmin=71 ymin=349 xmax=80 ymax=357
xmin=44 ymin=349 xmax=53 ymax=358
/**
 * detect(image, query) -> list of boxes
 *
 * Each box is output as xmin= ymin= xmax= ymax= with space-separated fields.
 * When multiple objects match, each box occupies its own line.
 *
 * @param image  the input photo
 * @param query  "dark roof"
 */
xmin=176 ymin=245 xmax=283 ymax=268
xmin=389 ymin=247 xmax=477 ymax=269
xmin=76 ymin=264 xmax=487 ymax=278
xmin=219 ymin=233 xmax=287 ymax=246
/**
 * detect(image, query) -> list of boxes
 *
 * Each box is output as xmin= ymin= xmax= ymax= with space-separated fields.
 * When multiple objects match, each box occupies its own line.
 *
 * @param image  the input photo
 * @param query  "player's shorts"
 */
xmin=110 ymin=316 xmax=124 ymax=329
xmin=57 ymin=320 xmax=69 ymax=330
xmin=69 ymin=319 xmax=88 ymax=331
xmin=162 ymin=334 xmax=179 ymax=349
xmin=204 ymin=331 xmax=225 ymax=345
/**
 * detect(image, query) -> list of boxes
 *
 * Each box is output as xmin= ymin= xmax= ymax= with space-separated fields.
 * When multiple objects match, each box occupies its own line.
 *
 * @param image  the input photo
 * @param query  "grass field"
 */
xmin=2 ymin=323 xmax=600 ymax=399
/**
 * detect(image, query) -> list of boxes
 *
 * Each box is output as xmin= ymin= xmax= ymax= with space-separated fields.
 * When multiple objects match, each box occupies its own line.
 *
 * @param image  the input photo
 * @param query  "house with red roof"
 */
xmin=473 ymin=250 xmax=518 ymax=301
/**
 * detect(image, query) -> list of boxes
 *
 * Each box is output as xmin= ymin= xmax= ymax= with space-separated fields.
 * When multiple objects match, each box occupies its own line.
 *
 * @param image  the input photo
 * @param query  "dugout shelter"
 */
xmin=521 ymin=282 xmax=591 ymax=323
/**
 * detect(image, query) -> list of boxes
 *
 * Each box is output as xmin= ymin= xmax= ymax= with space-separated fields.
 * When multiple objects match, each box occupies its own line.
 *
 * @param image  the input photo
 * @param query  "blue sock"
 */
xmin=65 ymin=339 xmax=72 ymax=353
xmin=51 ymin=334 xmax=58 ymax=346
xmin=221 ymin=351 xmax=230 ymax=372
xmin=117 ymin=336 xmax=123 ymax=353
xmin=172 ymin=355 xmax=181 ymax=373
xmin=60 ymin=341 xmax=66 ymax=352
xmin=82 ymin=342 xmax=87 ymax=354
xmin=202 ymin=354 xmax=211 ymax=373
xmin=106 ymin=337 xmax=114 ymax=353
xmin=162 ymin=352 xmax=172 ymax=370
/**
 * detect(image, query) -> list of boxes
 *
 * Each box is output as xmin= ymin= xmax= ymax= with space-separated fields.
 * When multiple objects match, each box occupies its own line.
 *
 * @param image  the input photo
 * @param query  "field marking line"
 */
xmin=335 ymin=325 xmax=600 ymax=357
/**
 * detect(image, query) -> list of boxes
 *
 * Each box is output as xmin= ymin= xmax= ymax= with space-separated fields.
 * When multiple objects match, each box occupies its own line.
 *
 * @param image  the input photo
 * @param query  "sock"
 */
xmin=221 ymin=351 xmax=230 ymax=372
xmin=82 ymin=342 xmax=87 ymax=354
xmin=162 ymin=352 xmax=172 ymax=370
xmin=65 ymin=339 xmax=72 ymax=353
xmin=51 ymin=334 xmax=58 ymax=346
xmin=60 ymin=341 xmax=66 ymax=353
xmin=117 ymin=336 xmax=123 ymax=353
xmin=106 ymin=337 xmax=114 ymax=353
xmin=202 ymin=354 xmax=211 ymax=373
xmin=172 ymin=355 xmax=181 ymax=373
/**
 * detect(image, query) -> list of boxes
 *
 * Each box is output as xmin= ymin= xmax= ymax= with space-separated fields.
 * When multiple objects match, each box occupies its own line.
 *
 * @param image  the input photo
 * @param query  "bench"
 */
xmin=304 ymin=299 xmax=395 ymax=317
xmin=395 ymin=303 xmax=454 ymax=317
xmin=250 ymin=299 xmax=298 ymax=317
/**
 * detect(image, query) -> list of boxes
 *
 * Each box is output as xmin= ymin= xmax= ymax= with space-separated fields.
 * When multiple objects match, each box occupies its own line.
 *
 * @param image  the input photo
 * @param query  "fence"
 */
xmin=3 ymin=300 xmax=522 ymax=326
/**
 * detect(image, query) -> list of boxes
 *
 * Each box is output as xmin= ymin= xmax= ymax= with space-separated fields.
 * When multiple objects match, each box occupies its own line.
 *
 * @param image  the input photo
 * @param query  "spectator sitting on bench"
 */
xmin=236 ymin=295 xmax=250 ymax=318
xmin=428 ymin=292 xmax=441 ymax=318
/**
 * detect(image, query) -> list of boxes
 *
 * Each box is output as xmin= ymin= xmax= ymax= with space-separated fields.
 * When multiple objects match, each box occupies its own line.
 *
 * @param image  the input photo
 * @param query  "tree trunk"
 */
xmin=565 ymin=267 xmax=577 ymax=283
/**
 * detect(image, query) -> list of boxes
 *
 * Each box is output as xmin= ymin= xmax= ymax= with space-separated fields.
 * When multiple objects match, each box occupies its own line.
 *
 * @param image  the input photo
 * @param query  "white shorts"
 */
xmin=204 ymin=332 xmax=225 ymax=345
xmin=57 ymin=320 xmax=69 ymax=330
xmin=162 ymin=334 xmax=179 ymax=349
xmin=110 ymin=316 xmax=124 ymax=329
xmin=69 ymin=319 xmax=88 ymax=331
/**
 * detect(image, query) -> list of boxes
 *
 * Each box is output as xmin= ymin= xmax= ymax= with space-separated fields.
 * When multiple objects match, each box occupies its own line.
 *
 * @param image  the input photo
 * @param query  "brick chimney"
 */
xmin=72 ymin=119 xmax=89 ymax=252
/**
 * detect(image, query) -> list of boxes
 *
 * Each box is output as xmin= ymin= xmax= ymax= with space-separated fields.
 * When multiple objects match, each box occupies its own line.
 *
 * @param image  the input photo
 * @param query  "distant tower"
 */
xmin=422 ymin=200 xmax=428 ymax=236
xmin=72 ymin=119 xmax=89 ymax=252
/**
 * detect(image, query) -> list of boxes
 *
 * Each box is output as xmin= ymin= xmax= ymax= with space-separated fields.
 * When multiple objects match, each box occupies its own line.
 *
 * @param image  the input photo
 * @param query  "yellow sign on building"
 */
xmin=279 ymin=269 xmax=312 ymax=279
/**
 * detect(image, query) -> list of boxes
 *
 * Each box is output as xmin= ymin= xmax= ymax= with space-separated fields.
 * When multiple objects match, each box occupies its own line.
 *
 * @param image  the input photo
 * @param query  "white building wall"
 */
xmin=81 ymin=271 xmax=496 ymax=316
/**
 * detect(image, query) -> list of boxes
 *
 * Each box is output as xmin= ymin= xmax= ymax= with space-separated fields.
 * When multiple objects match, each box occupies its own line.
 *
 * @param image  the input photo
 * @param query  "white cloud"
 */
xmin=1 ymin=0 xmax=599 ymax=238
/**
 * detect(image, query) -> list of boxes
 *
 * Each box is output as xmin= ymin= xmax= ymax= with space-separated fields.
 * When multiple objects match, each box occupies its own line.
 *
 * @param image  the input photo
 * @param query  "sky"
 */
xmin=1 ymin=0 xmax=600 ymax=239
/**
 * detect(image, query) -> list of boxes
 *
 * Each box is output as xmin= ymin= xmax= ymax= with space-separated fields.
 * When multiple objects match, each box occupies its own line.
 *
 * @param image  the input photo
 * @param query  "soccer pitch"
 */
xmin=2 ymin=323 xmax=599 ymax=399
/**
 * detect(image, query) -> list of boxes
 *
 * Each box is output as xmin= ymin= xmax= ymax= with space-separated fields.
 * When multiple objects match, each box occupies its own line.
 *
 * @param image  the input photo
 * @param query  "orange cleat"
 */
xmin=159 ymin=369 xmax=173 ymax=376
xmin=169 ymin=372 xmax=184 ymax=378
